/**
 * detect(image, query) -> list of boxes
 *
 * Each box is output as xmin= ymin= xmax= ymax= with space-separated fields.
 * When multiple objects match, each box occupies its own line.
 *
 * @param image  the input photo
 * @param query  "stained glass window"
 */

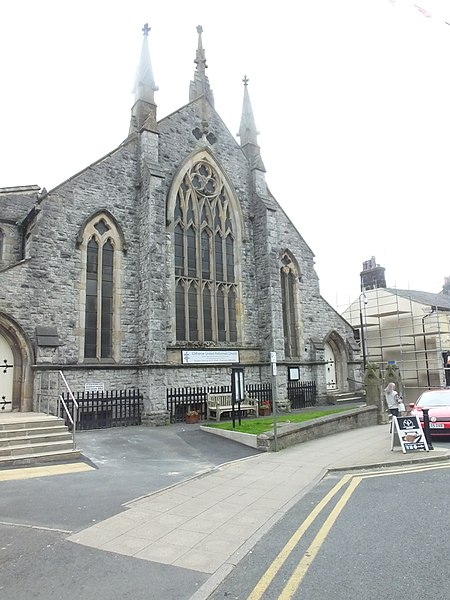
xmin=173 ymin=160 xmax=238 ymax=343
xmin=82 ymin=216 xmax=120 ymax=360
xmin=281 ymin=252 xmax=300 ymax=358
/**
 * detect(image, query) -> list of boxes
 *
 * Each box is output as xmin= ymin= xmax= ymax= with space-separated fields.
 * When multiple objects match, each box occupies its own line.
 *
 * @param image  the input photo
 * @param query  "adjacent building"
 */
xmin=343 ymin=257 xmax=450 ymax=402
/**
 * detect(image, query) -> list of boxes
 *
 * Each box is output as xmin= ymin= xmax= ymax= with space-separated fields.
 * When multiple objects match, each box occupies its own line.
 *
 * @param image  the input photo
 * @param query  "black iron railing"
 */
xmin=287 ymin=381 xmax=317 ymax=409
xmin=167 ymin=382 xmax=317 ymax=422
xmin=60 ymin=389 xmax=143 ymax=430
xmin=167 ymin=383 xmax=273 ymax=423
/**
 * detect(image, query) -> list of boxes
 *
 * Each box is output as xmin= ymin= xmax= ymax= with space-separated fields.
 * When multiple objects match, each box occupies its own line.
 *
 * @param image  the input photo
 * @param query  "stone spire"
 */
xmin=237 ymin=76 xmax=265 ymax=171
xmin=189 ymin=25 xmax=214 ymax=107
xmin=129 ymin=23 xmax=158 ymax=134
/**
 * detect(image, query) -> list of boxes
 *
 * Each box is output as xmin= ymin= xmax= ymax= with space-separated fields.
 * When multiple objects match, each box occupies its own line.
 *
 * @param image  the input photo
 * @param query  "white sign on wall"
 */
xmin=84 ymin=382 xmax=105 ymax=393
xmin=181 ymin=350 xmax=239 ymax=364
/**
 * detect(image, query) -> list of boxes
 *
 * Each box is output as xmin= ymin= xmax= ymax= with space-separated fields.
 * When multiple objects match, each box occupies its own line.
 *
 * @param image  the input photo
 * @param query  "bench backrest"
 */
xmin=207 ymin=393 xmax=256 ymax=407
xmin=207 ymin=393 xmax=232 ymax=406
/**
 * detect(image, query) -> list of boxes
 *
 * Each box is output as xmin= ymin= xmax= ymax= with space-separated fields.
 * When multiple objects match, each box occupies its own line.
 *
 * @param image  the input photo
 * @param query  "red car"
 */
xmin=409 ymin=389 xmax=450 ymax=437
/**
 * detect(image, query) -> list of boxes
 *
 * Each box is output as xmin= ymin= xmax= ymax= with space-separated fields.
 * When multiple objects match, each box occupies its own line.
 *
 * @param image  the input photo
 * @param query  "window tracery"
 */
xmin=174 ymin=160 xmax=237 ymax=343
xmin=80 ymin=215 xmax=121 ymax=360
xmin=281 ymin=251 xmax=300 ymax=358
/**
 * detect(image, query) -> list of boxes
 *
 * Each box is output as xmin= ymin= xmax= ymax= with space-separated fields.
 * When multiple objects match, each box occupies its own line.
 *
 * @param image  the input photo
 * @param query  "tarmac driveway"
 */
xmin=0 ymin=423 xmax=262 ymax=533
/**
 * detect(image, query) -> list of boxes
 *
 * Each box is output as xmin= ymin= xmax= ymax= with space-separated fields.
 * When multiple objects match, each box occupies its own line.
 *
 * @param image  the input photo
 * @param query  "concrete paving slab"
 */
xmin=134 ymin=539 xmax=192 ymax=564
xmin=66 ymin=422 xmax=450 ymax=592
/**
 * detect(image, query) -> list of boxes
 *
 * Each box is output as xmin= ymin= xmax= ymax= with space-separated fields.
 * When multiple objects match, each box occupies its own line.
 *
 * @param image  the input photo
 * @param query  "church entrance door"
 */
xmin=0 ymin=331 xmax=14 ymax=412
xmin=325 ymin=342 xmax=337 ymax=391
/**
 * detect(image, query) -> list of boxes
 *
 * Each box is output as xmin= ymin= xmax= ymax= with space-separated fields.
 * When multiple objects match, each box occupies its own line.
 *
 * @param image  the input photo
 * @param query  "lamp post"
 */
xmin=359 ymin=292 xmax=368 ymax=370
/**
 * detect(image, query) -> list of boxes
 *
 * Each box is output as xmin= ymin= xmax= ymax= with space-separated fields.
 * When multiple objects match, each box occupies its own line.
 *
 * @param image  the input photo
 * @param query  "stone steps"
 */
xmin=0 ymin=413 xmax=80 ymax=467
xmin=0 ymin=427 xmax=70 ymax=444
xmin=327 ymin=391 xmax=366 ymax=404
xmin=335 ymin=396 xmax=365 ymax=403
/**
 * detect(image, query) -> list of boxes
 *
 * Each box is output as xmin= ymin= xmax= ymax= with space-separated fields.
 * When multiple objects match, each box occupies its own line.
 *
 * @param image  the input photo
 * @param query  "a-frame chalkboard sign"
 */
xmin=391 ymin=415 xmax=429 ymax=454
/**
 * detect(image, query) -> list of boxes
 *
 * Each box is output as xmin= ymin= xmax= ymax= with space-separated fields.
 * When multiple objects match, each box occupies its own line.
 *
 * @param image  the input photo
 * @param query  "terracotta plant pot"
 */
xmin=185 ymin=414 xmax=199 ymax=424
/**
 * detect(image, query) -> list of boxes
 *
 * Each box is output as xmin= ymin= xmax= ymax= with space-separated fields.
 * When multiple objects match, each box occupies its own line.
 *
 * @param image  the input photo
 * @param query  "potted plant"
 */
xmin=185 ymin=407 xmax=200 ymax=424
xmin=259 ymin=400 xmax=271 ymax=416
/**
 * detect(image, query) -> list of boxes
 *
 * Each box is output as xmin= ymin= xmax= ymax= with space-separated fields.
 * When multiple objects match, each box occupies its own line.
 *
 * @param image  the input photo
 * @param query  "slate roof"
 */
xmin=386 ymin=288 xmax=450 ymax=310
xmin=0 ymin=186 xmax=39 ymax=222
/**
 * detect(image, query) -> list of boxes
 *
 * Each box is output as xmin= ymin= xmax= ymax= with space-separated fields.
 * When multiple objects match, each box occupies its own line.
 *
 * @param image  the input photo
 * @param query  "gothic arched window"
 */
xmin=80 ymin=215 xmax=122 ymax=361
xmin=173 ymin=161 xmax=237 ymax=343
xmin=280 ymin=251 xmax=300 ymax=358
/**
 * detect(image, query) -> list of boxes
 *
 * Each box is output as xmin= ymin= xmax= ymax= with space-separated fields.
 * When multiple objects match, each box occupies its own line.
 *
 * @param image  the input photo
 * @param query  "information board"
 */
xmin=391 ymin=415 xmax=429 ymax=453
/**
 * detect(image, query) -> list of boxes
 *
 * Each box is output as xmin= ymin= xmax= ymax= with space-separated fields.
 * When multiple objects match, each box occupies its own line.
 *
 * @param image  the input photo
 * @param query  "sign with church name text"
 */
xmin=181 ymin=350 xmax=239 ymax=365
xmin=391 ymin=416 xmax=429 ymax=454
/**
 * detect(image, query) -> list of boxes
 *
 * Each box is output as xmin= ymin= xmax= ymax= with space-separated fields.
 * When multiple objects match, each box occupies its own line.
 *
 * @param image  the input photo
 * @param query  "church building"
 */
xmin=0 ymin=25 xmax=361 ymax=419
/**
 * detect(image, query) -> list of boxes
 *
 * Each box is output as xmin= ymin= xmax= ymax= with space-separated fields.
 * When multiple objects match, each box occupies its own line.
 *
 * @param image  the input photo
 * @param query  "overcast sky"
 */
xmin=2 ymin=0 xmax=450 ymax=311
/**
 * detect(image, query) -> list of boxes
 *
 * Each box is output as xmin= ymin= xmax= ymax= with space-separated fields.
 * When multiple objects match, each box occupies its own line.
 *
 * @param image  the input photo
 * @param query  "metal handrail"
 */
xmin=58 ymin=371 xmax=79 ymax=450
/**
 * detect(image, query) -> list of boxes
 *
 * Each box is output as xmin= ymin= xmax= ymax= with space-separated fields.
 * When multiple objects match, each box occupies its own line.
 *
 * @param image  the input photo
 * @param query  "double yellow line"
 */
xmin=248 ymin=462 xmax=450 ymax=599
xmin=247 ymin=474 xmax=358 ymax=600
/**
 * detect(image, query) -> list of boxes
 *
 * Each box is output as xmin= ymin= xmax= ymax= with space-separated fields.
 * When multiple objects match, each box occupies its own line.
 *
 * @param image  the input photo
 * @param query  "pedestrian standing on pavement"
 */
xmin=384 ymin=382 xmax=400 ymax=418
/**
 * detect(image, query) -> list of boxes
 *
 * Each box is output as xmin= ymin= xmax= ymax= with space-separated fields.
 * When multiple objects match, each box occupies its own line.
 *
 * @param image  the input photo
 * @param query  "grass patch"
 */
xmin=203 ymin=407 xmax=354 ymax=436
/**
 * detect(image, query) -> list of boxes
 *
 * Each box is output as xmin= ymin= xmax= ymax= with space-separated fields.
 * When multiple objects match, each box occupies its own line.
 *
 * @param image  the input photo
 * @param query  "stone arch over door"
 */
xmin=0 ymin=314 xmax=34 ymax=412
xmin=324 ymin=331 xmax=349 ymax=393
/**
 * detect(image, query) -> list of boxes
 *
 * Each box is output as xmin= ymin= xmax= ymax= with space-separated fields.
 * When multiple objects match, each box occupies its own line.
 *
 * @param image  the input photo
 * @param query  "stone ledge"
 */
xmin=199 ymin=426 xmax=259 ymax=448
xmin=200 ymin=405 xmax=377 ymax=452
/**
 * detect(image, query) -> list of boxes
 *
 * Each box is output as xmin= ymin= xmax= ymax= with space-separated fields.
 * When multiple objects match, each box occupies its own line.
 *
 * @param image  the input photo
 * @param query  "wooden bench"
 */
xmin=206 ymin=393 xmax=259 ymax=422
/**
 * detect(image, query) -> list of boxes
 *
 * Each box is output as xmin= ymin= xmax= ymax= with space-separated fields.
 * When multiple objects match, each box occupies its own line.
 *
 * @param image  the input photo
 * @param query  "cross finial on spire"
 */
xmin=133 ymin=23 xmax=158 ymax=105
xmin=189 ymin=25 xmax=214 ymax=106
xmin=238 ymin=74 xmax=262 ymax=158
xmin=195 ymin=24 xmax=205 ymax=66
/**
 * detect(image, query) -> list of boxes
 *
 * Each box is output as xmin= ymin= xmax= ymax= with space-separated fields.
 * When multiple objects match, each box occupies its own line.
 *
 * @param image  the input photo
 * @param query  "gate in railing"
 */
xmin=287 ymin=381 xmax=317 ymax=409
xmin=60 ymin=389 xmax=143 ymax=430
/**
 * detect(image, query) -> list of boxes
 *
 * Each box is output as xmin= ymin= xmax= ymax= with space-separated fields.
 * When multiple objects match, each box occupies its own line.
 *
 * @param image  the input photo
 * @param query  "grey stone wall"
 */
xmin=0 ymin=95 xmax=361 ymax=415
xmin=0 ymin=223 xmax=21 ymax=268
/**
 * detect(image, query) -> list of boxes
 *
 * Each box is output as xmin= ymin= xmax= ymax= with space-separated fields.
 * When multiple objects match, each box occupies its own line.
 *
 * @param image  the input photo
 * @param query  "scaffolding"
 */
xmin=343 ymin=288 xmax=450 ymax=402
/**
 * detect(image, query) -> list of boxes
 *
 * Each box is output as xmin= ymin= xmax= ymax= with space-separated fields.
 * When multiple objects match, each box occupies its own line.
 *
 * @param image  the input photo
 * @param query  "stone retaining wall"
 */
xmin=257 ymin=405 xmax=378 ymax=451
xmin=200 ymin=405 xmax=378 ymax=451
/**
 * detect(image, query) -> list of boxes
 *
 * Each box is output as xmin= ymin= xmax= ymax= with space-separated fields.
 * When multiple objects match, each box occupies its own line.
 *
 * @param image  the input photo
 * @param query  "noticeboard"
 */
xmin=288 ymin=366 xmax=300 ymax=381
xmin=391 ymin=415 xmax=429 ymax=454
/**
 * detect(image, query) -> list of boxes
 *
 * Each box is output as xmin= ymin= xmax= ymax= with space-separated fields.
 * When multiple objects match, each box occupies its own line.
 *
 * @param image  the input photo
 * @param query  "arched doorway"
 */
xmin=324 ymin=331 xmax=349 ymax=394
xmin=325 ymin=342 xmax=337 ymax=391
xmin=0 ymin=316 xmax=34 ymax=412
xmin=0 ymin=331 xmax=14 ymax=412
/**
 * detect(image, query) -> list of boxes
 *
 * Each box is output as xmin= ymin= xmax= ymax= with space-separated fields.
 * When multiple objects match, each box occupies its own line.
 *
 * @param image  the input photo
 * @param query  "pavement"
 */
xmin=64 ymin=420 xmax=450 ymax=600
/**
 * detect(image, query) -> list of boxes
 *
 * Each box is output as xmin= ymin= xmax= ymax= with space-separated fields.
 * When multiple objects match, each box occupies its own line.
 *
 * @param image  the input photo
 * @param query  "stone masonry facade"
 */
xmin=0 ymin=27 xmax=361 ymax=418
